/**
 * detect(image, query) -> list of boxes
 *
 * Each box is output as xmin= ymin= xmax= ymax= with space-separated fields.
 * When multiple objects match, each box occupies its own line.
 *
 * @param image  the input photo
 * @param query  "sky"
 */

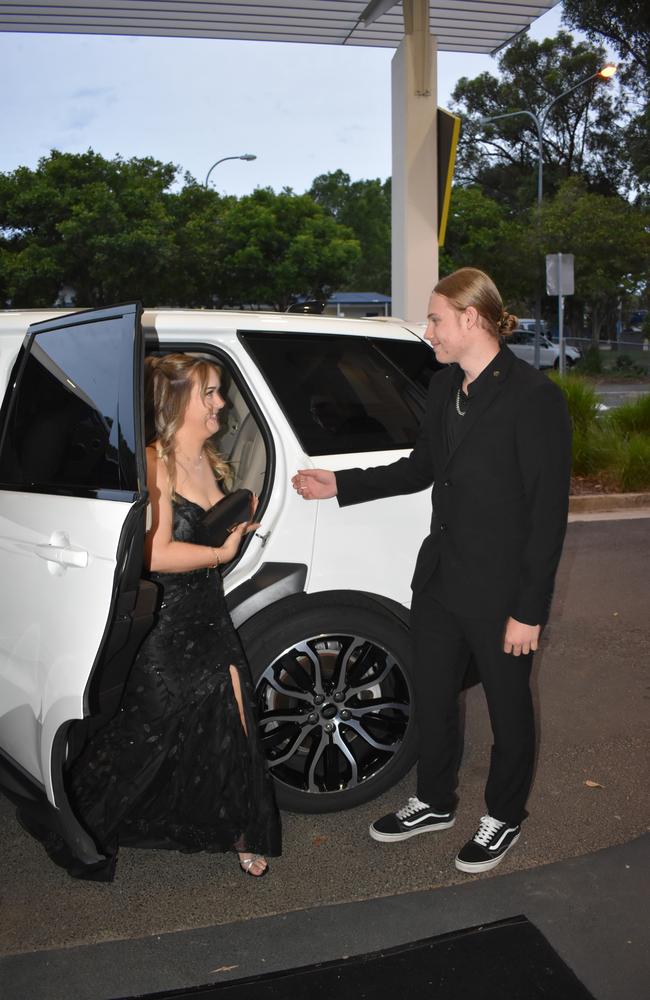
xmin=0 ymin=4 xmax=565 ymax=197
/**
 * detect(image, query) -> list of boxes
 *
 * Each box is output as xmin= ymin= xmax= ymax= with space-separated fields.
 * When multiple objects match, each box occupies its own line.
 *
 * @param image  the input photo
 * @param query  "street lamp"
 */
xmin=477 ymin=64 xmax=617 ymax=368
xmin=204 ymin=153 xmax=257 ymax=188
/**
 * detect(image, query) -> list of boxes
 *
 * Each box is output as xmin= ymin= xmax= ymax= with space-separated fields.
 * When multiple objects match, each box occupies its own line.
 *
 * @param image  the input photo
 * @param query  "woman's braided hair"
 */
xmin=145 ymin=354 xmax=232 ymax=498
xmin=435 ymin=267 xmax=517 ymax=339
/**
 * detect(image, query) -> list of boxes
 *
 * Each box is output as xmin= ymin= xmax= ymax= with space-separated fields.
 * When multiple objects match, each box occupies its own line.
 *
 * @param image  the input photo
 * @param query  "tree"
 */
xmin=540 ymin=178 xmax=650 ymax=342
xmin=0 ymin=153 xmax=360 ymax=309
xmin=309 ymin=171 xmax=391 ymax=293
xmin=451 ymin=31 xmax=627 ymax=207
xmin=211 ymin=188 xmax=360 ymax=310
xmin=562 ymin=1 xmax=650 ymax=194
xmin=0 ymin=150 xmax=179 ymax=306
xmin=166 ymin=178 xmax=234 ymax=307
xmin=439 ymin=186 xmax=536 ymax=310
xmin=562 ymin=2 xmax=649 ymax=78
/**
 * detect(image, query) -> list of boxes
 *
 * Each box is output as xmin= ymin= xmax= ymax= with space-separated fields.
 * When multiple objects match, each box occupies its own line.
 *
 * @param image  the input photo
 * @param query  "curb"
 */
xmin=568 ymin=492 xmax=650 ymax=513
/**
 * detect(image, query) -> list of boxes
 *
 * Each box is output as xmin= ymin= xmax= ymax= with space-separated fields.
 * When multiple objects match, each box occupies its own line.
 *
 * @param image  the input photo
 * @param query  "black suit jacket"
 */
xmin=336 ymin=347 xmax=572 ymax=625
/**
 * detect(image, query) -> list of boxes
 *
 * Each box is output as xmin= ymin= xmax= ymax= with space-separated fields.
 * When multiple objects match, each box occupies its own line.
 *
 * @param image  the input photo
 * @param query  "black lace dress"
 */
xmin=65 ymin=495 xmax=281 ymax=880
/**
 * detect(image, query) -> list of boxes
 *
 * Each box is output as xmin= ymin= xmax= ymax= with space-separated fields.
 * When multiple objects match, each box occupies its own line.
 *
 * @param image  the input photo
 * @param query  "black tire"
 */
xmin=242 ymin=595 xmax=417 ymax=813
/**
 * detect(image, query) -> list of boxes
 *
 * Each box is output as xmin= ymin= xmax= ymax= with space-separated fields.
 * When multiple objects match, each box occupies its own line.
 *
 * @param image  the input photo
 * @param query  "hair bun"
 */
xmin=498 ymin=310 xmax=518 ymax=337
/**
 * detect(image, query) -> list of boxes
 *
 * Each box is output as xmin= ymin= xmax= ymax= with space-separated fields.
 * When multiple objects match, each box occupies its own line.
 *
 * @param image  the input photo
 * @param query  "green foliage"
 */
xmin=607 ymin=393 xmax=650 ymax=435
xmin=611 ymin=354 xmax=645 ymax=376
xmin=439 ymin=185 xmax=536 ymax=307
xmin=575 ymin=346 xmax=603 ymax=374
xmin=309 ymin=171 xmax=390 ymax=294
xmin=561 ymin=2 xmax=648 ymax=80
xmin=212 ymin=187 xmax=360 ymax=309
xmin=540 ymin=178 xmax=650 ymax=342
xmin=549 ymin=372 xmax=601 ymax=433
xmin=616 ymin=434 xmax=650 ymax=492
xmin=0 ymin=151 xmax=361 ymax=309
xmin=553 ymin=372 xmax=650 ymax=489
xmin=570 ymin=424 xmax=622 ymax=478
xmin=0 ymin=150 xmax=179 ymax=306
xmin=451 ymin=31 xmax=627 ymax=206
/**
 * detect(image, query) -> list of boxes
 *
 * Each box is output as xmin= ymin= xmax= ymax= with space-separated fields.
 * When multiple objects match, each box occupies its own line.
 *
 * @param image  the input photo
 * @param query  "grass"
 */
xmin=552 ymin=372 xmax=650 ymax=492
xmin=607 ymin=393 xmax=650 ymax=436
xmin=574 ymin=345 xmax=650 ymax=378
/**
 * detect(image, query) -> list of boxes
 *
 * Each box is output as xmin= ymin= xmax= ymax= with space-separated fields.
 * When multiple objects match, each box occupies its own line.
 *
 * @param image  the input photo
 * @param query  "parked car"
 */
xmin=508 ymin=327 xmax=581 ymax=369
xmin=0 ymin=304 xmax=444 ymax=868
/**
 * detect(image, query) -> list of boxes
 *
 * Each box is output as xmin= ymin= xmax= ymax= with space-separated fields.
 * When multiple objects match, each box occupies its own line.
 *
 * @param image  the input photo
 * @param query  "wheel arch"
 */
xmin=237 ymin=587 xmax=411 ymax=651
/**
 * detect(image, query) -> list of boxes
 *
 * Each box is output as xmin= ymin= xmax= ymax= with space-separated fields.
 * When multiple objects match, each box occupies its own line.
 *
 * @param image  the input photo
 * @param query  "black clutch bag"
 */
xmin=195 ymin=489 xmax=253 ymax=547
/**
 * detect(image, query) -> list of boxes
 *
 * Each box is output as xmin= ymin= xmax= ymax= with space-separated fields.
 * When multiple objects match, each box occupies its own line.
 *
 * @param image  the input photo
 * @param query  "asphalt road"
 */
xmin=0 ymin=517 xmax=648 ymax=963
xmin=594 ymin=381 xmax=649 ymax=409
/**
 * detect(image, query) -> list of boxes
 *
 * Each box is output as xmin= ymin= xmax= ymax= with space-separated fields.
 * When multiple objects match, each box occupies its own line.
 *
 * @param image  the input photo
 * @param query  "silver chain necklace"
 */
xmin=455 ymin=387 xmax=467 ymax=417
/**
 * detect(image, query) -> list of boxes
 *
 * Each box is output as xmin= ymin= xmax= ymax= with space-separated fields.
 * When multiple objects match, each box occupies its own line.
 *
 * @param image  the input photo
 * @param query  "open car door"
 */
xmin=0 ymin=304 xmax=156 ymax=869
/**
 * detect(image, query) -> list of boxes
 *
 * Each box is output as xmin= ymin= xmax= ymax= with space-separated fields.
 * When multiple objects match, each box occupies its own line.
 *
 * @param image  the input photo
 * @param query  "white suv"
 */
xmin=0 ymin=304 xmax=442 ymax=869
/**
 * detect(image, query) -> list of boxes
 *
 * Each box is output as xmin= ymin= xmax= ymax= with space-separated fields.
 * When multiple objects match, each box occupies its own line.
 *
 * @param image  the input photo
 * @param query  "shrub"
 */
xmin=575 ymin=346 xmax=602 ymax=375
xmin=549 ymin=372 xmax=600 ymax=434
xmin=607 ymin=393 xmax=650 ymax=436
xmin=551 ymin=373 xmax=650 ymax=491
xmin=616 ymin=434 xmax=650 ymax=492
xmin=571 ymin=425 xmax=622 ymax=478
xmin=612 ymin=354 xmax=645 ymax=377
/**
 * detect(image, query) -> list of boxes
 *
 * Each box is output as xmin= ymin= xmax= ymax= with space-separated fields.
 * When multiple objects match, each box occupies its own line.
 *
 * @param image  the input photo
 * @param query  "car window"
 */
xmin=0 ymin=312 xmax=140 ymax=496
xmin=369 ymin=337 xmax=442 ymax=393
xmin=240 ymin=332 xmax=437 ymax=456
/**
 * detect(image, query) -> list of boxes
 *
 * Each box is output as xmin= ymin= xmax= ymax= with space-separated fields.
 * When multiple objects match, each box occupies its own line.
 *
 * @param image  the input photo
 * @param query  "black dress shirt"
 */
xmin=446 ymin=350 xmax=503 ymax=457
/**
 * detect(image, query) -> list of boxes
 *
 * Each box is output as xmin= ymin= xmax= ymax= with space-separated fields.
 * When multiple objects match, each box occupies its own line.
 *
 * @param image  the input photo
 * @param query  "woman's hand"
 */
xmin=292 ymin=469 xmax=337 ymax=500
xmin=215 ymin=495 xmax=261 ymax=564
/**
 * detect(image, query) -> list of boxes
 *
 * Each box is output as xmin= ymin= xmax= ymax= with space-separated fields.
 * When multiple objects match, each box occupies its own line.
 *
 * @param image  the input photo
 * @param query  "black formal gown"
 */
xmin=65 ymin=494 xmax=281 ymax=880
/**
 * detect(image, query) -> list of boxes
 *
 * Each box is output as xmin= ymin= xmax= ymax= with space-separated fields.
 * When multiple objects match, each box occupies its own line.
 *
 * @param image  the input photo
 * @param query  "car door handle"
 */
xmin=34 ymin=541 xmax=88 ymax=568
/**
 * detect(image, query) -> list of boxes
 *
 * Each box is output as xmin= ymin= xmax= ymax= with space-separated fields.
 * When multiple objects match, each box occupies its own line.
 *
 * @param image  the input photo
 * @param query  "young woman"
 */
xmin=66 ymin=354 xmax=281 ymax=879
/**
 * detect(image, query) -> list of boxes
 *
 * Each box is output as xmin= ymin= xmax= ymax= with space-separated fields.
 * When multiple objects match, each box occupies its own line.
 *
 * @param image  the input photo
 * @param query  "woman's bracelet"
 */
xmin=211 ymin=547 xmax=220 ymax=568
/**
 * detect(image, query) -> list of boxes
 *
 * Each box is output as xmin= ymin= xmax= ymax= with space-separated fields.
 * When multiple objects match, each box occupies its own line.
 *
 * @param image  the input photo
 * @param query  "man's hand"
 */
xmin=291 ymin=468 xmax=337 ymax=500
xmin=503 ymin=617 xmax=541 ymax=656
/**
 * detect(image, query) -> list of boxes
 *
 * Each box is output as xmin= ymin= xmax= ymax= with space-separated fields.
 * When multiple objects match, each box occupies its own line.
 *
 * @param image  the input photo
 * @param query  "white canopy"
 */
xmin=0 ymin=1 xmax=559 ymax=55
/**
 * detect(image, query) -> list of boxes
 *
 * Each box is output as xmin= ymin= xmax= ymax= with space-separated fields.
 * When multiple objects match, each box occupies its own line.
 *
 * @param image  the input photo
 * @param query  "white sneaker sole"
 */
xmin=454 ymin=832 xmax=520 ymax=872
xmin=369 ymin=818 xmax=455 ymax=843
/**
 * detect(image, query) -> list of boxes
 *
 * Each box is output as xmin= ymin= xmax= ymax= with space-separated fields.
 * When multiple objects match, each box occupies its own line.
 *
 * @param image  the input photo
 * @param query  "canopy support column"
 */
xmin=391 ymin=9 xmax=438 ymax=322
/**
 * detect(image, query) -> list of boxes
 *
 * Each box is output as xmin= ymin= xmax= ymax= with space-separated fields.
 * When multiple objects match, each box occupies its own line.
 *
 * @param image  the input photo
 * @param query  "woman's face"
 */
xmin=182 ymin=367 xmax=225 ymax=441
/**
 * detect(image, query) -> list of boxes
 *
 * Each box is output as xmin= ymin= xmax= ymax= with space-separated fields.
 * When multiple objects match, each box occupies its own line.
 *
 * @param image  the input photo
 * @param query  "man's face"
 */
xmin=424 ymin=292 xmax=469 ymax=365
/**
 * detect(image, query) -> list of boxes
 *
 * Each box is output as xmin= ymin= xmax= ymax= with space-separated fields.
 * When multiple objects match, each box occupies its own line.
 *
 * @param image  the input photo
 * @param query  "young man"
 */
xmin=293 ymin=267 xmax=572 ymax=873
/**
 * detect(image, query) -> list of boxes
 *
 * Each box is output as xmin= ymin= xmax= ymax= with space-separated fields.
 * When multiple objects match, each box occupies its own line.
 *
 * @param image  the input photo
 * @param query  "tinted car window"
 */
xmin=241 ymin=332 xmax=438 ymax=456
xmin=370 ymin=337 xmax=442 ymax=392
xmin=0 ymin=312 xmax=140 ymax=495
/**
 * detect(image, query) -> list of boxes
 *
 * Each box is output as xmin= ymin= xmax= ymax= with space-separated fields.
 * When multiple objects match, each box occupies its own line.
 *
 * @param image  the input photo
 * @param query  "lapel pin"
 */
xmin=493 ymin=370 xmax=500 ymax=376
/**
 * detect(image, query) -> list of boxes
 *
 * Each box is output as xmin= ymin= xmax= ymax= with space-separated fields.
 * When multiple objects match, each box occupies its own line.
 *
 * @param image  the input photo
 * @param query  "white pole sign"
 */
xmin=546 ymin=253 xmax=575 ymax=376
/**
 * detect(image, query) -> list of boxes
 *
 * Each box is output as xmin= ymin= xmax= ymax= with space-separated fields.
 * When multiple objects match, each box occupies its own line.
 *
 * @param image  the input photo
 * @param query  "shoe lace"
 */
xmin=473 ymin=815 xmax=505 ymax=846
xmin=396 ymin=796 xmax=429 ymax=820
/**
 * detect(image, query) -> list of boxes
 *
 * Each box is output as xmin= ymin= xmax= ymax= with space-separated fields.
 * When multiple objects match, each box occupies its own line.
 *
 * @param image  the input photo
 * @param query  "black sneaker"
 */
xmin=369 ymin=797 xmax=455 ymax=842
xmin=455 ymin=815 xmax=521 ymax=873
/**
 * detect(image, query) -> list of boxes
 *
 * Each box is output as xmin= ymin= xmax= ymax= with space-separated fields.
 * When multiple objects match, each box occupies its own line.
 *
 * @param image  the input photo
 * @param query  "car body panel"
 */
xmin=0 ymin=305 xmax=436 ymax=820
xmin=0 ymin=491 xmax=137 ymax=801
xmin=0 ymin=304 xmax=145 ymax=804
xmin=308 ymin=451 xmax=430 ymax=607
xmin=509 ymin=329 xmax=580 ymax=368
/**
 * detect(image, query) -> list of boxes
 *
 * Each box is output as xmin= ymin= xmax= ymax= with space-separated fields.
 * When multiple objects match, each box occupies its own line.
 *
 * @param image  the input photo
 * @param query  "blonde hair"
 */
xmin=145 ymin=354 xmax=232 ymax=496
xmin=435 ymin=267 xmax=517 ymax=339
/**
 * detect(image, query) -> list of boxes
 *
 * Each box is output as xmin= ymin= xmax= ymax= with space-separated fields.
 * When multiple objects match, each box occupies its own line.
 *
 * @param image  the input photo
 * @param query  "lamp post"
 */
xmin=478 ymin=64 xmax=616 ymax=368
xmin=204 ymin=153 xmax=257 ymax=189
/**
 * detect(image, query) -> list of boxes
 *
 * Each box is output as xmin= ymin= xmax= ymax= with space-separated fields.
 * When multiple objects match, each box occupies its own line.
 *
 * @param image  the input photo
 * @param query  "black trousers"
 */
xmin=411 ymin=582 xmax=535 ymax=825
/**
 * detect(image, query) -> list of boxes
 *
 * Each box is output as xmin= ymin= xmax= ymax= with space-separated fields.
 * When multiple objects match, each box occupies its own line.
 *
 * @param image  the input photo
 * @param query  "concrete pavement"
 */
xmin=1 ymin=516 xmax=648 ymax=999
